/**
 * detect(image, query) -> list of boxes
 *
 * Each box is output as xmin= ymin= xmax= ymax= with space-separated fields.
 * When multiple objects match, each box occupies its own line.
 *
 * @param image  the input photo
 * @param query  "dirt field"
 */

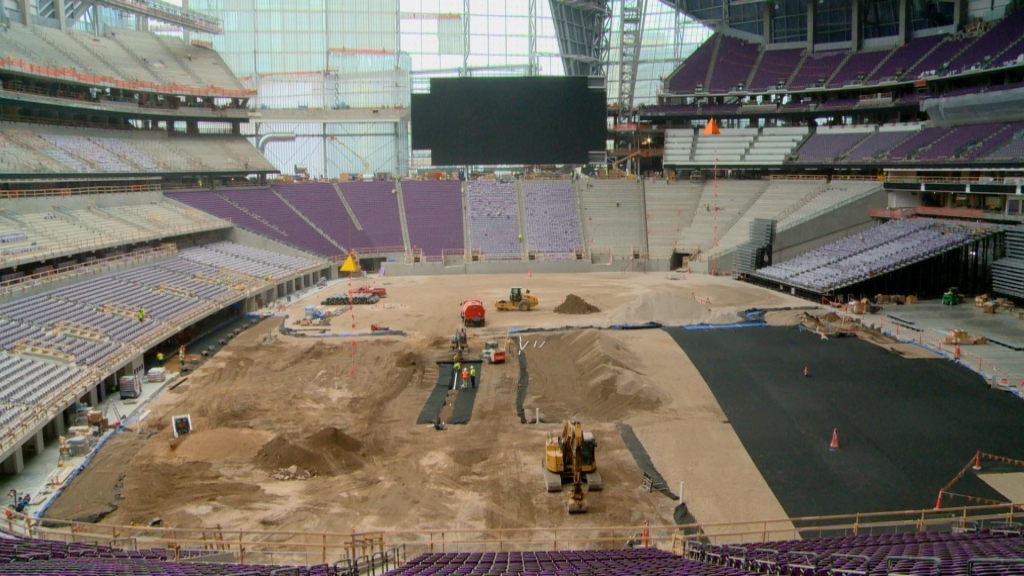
xmin=47 ymin=273 xmax=812 ymax=537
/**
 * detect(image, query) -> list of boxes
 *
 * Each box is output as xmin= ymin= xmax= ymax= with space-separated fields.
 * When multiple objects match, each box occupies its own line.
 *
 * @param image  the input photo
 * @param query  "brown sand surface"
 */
xmin=47 ymin=273 xmax=809 ymax=539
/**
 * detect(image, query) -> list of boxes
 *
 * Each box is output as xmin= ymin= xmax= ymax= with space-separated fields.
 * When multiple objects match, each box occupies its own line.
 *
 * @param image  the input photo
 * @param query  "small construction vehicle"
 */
xmin=942 ymin=287 xmax=964 ymax=306
xmin=353 ymin=286 xmax=387 ymax=298
xmin=495 ymin=287 xmax=538 ymax=312
xmin=483 ymin=341 xmax=506 ymax=364
xmin=449 ymin=327 xmax=468 ymax=355
xmin=543 ymin=420 xmax=600 ymax=513
xmin=461 ymin=299 xmax=486 ymax=327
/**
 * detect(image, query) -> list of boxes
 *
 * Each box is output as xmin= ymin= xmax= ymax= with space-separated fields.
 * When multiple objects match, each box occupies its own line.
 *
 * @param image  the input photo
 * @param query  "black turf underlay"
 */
xmin=415 ymin=362 xmax=482 ymax=425
xmin=665 ymin=326 xmax=1024 ymax=519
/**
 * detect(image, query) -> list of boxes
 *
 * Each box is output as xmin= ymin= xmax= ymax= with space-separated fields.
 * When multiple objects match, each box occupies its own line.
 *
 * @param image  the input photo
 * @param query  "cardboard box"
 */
xmin=905 ymin=295 xmax=918 ymax=304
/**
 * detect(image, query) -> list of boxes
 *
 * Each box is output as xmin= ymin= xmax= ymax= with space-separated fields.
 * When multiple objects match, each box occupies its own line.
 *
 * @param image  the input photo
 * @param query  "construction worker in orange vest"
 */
xmin=460 ymin=366 xmax=469 ymax=389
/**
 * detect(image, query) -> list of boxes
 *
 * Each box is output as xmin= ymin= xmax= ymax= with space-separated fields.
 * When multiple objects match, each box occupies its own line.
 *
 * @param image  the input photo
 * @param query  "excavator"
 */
xmin=495 ymin=287 xmax=538 ymax=312
xmin=543 ymin=420 xmax=602 ymax=513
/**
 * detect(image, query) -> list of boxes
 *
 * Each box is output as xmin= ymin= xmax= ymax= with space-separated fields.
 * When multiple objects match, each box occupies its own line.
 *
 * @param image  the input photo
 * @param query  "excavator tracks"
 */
xmin=542 ymin=459 xmax=563 ymax=492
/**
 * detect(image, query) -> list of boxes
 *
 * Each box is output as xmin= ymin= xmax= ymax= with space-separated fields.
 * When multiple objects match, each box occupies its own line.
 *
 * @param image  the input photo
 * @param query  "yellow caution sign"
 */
xmin=339 ymin=253 xmax=359 ymax=273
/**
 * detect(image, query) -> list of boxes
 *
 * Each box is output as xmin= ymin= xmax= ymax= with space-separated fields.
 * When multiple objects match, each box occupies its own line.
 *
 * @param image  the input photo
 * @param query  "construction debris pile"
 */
xmin=554 ymin=294 xmax=601 ymax=315
xmin=272 ymin=465 xmax=316 ymax=481
xmin=943 ymin=329 xmax=987 ymax=345
xmin=974 ymin=294 xmax=1019 ymax=315
xmin=875 ymin=294 xmax=918 ymax=305
xmin=321 ymin=293 xmax=380 ymax=306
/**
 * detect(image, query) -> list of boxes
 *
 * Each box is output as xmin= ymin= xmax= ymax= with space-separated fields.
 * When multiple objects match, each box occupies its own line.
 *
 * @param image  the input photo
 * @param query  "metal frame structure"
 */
xmin=616 ymin=0 xmax=647 ymax=122
xmin=549 ymin=0 xmax=613 ymax=77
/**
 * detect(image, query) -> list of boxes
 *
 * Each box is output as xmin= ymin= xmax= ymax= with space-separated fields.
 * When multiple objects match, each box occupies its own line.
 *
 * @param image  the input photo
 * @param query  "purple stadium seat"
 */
xmin=708 ymin=36 xmax=760 ymax=93
xmin=868 ymin=35 xmax=943 ymax=82
xmin=401 ymin=180 xmax=465 ymax=257
xmin=273 ymin=183 xmax=368 ymax=252
xmin=337 ymin=181 xmax=405 ymax=250
xmin=521 ymin=181 xmax=582 ymax=255
xmin=790 ymin=52 xmax=847 ymax=89
xmin=668 ymin=34 xmax=717 ymax=93
xmin=828 ymin=50 xmax=889 ymax=87
xmin=749 ymin=49 xmax=803 ymax=90
xmin=466 ymin=180 xmax=520 ymax=256
xmin=218 ymin=188 xmax=340 ymax=256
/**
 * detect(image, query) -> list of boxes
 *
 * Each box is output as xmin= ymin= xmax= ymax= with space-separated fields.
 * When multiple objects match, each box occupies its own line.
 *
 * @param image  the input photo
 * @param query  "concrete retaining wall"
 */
xmin=384 ymin=257 xmax=670 ymax=276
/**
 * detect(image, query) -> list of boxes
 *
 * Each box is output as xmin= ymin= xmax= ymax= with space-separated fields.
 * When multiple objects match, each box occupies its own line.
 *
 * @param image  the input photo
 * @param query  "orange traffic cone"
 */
xmin=934 ymin=492 xmax=943 ymax=510
xmin=829 ymin=428 xmax=840 ymax=451
xmin=972 ymin=451 xmax=982 ymax=471
xmin=528 ymin=270 xmax=532 ymax=278
xmin=803 ymin=365 xmax=809 ymax=377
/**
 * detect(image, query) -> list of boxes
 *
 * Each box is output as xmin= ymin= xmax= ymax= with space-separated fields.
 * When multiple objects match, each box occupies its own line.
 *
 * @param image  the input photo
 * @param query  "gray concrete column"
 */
xmin=763 ymin=2 xmax=774 ymax=46
xmin=18 ymin=0 xmax=29 ymax=25
xmin=953 ymin=0 xmax=967 ymax=28
xmin=897 ymin=0 xmax=911 ymax=45
xmin=851 ymin=0 xmax=861 ymax=51
xmin=31 ymin=431 xmax=43 ymax=456
xmin=3 ymin=447 xmax=24 ymax=474
xmin=54 ymin=0 xmax=66 ymax=30
xmin=87 ymin=385 xmax=99 ymax=406
xmin=807 ymin=0 xmax=816 ymax=51
xmin=53 ymin=412 xmax=65 ymax=437
xmin=97 ymin=380 xmax=106 ymax=403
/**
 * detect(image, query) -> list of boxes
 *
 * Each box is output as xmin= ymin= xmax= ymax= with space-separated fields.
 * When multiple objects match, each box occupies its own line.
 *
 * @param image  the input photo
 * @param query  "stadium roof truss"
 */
xmin=549 ymin=0 xmax=613 ymax=77
xmin=23 ymin=0 xmax=224 ymax=34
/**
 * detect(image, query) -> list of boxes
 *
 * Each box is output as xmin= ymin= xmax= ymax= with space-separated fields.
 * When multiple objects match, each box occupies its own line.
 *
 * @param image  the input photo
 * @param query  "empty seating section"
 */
xmin=694 ymin=128 xmax=758 ymax=163
xmin=389 ymin=548 xmax=759 ymax=576
xmin=909 ymin=37 xmax=974 ymax=77
xmin=869 ymin=35 xmax=943 ymax=81
xmin=167 ymin=190 xmax=294 ymax=246
xmin=842 ymin=126 xmax=919 ymax=162
xmin=888 ymin=126 xmax=952 ymax=158
xmin=0 ymin=20 xmax=244 ymax=94
xmin=756 ymin=218 xmax=998 ymax=291
xmin=668 ymin=34 xmax=717 ymax=92
xmin=686 ymin=528 xmax=1024 ymax=576
xmin=829 ymin=50 xmax=889 ymax=86
xmin=0 ymin=203 xmax=228 ymax=268
xmin=0 ymin=240 xmax=319 ymax=430
xmin=180 ymin=242 xmax=316 ymax=279
xmin=467 ymin=181 xmax=521 ymax=256
xmin=790 ymin=52 xmax=846 ymax=88
xmin=0 ymin=354 xmax=87 ymax=429
xmin=745 ymin=127 xmax=808 ymax=164
xmin=794 ymin=128 xmax=872 ymax=163
xmin=664 ymin=129 xmax=695 ymax=165
xmin=749 ymin=49 xmax=803 ymax=90
xmin=988 ymin=130 xmax=1024 ymax=160
xmin=913 ymin=123 xmax=992 ymax=161
xmin=644 ymin=180 xmax=702 ymax=258
xmin=0 ymin=125 xmax=274 ymax=175
xmin=947 ymin=9 xmax=1024 ymax=74
xmin=709 ymin=36 xmax=759 ymax=92
xmin=716 ymin=180 xmax=823 ymax=252
xmin=777 ymin=181 xmax=881 ymax=228
xmin=0 ymin=537 xmax=330 ymax=576
xmin=681 ymin=180 xmax=768 ymax=252
xmin=961 ymin=121 xmax=1024 ymax=160
xmin=273 ymin=183 xmax=366 ymax=251
xmin=338 ymin=182 xmax=405 ymax=249
xmin=578 ymin=179 xmax=644 ymax=255
xmin=218 ymin=188 xmax=339 ymax=257
xmin=521 ymin=181 xmax=582 ymax=255
xmin=400 ymin=180 xmax=464 ymax=257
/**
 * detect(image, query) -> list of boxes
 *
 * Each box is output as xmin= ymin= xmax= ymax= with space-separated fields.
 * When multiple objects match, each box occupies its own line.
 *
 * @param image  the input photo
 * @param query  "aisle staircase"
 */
xmin=393 ymin=180 xmax=412 ymax=253
xmin=270 ymin=187 xmax=346 ymax=252
xmin=331 ymin=183 xmax=363 ymax=231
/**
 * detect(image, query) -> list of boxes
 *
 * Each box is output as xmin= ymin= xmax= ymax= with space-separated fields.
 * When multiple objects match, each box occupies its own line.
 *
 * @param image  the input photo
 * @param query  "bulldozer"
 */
xmin=495 ymin=287 xmax=538 ymax=312
xmin=544 ymin=420 xmax=602 ymax=513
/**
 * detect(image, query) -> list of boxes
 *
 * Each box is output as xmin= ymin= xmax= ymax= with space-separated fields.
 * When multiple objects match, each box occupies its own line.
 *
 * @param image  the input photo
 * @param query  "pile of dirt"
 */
xmin=607 ymin=291 xmax=735 ymax=325
xmin=554 ymin=294 xmax=601 ymax=315
xmin=523 ymin=330 xmax=668 ymax=420
xmin=253 ymin=427 xmax=365 ymax=476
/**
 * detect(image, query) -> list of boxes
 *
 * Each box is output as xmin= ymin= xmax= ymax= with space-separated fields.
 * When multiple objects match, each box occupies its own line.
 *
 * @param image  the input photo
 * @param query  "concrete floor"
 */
xmin=862 ymin=301 xmax=1024 ymax=397
xmin=0 ymin=373 xmax=170 ymax=518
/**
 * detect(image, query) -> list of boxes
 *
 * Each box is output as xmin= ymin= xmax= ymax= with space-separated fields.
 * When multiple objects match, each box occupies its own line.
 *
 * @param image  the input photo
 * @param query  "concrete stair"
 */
xmin=393 ymin=180 xmax=412 ymax=252
xmin=270 ymin=187 xmax=346 ymax=252
xmin=514 ymin=181 xmax=529 ymax=259
xmin=331 ymin=182 xmax=363 ymax=231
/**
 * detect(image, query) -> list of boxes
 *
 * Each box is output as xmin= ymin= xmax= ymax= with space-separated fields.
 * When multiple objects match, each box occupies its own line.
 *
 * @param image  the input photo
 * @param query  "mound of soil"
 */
xmin=554 ymin=294 xmax=601 ymax=315
xmin=254 ymin=427 xmax=365 ymax=476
